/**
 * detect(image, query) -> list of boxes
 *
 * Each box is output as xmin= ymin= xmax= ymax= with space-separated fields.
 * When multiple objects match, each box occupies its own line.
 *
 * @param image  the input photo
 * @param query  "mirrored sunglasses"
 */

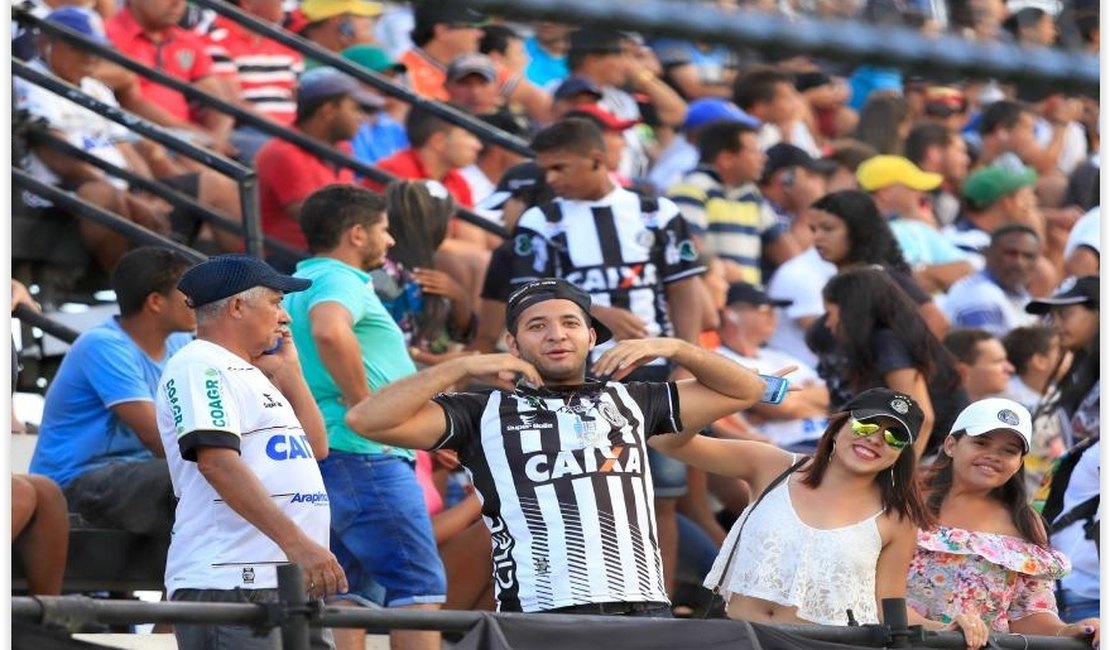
xmin=850 ymin=418 xmax=910 ymax=451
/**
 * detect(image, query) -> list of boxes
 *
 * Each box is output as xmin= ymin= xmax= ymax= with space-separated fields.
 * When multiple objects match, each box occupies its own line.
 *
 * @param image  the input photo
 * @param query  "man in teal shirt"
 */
xmin=285 ymin=184 xmax=445 ymax=650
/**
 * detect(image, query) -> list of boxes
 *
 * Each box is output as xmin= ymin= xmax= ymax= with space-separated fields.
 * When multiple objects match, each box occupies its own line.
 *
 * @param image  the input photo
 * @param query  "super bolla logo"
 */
xmin=523 ymin=445 xmax=643 ymax=483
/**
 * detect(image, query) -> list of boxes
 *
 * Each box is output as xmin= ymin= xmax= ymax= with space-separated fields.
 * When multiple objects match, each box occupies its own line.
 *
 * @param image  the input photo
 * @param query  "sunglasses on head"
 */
xmin=850 ymin=419 xmax=910 ymax=451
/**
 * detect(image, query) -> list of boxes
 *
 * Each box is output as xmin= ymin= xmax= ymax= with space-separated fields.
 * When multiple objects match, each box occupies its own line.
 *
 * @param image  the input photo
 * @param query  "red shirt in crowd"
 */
xmin=198 ymin=15 xmax=303 ymax=126
xmin=105 ymin=7 xmax=215 ymax=122
xmin=364 ymin=149 xmax=474 ymax=207
xmin=255 ymin=133 xmax=355 ymax=250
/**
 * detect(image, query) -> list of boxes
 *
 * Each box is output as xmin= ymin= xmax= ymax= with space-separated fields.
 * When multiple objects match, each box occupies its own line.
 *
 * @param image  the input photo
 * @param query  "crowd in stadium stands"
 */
xmin=11 ymin=0 xmax=1101 ymax=648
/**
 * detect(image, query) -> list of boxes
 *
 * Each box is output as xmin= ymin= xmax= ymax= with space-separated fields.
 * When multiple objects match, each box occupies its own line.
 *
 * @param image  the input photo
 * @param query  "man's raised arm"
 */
xmin=591 ymin=338 xmax=766 ymax=433
xmin=344 ymin=353 xmax=542 ymax=450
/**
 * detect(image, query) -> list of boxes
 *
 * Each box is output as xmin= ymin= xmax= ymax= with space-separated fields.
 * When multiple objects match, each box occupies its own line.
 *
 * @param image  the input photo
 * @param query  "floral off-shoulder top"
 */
xmin=907 ymin=526 xmax=1070 ymax=632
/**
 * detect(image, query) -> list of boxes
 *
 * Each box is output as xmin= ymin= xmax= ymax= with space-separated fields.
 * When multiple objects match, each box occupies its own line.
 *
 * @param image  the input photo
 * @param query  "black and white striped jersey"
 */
xmin=432 ymin=380 xmax=683 ymax=613
xmin=508 ymin=186 xmax=705 ymax=361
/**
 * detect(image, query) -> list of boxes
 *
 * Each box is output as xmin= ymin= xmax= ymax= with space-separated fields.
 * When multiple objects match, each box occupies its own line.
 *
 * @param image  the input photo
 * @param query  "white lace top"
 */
xmin=703 ymin=469 xmax=884 ymax=625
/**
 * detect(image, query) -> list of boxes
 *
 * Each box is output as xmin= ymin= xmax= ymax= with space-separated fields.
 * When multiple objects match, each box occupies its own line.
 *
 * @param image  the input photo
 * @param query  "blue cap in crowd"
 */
xmin=178 ymin=254 xmax=312 ymax=308
xmin=682 ymin=98 xmax=760 ymax=131
xmin=554 ymin=76 xmax=604 ymax=101
xmin=45 ymin=6 xmax=108 ymax=44
xmin=297 ymin=66 xmax=383 ymax=109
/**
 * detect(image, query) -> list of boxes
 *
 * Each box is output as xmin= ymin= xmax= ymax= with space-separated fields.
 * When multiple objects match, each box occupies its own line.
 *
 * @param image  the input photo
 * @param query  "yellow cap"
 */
xmin=856 ymin=155 xmax=943 ymax=192
xmin=301 ymin=0 xmax=383 ymax=22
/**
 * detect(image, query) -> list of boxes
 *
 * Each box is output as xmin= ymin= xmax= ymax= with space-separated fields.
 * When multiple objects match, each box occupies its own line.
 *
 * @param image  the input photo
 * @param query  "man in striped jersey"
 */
xmin=345 ymin=278 xmax=766 ymax=615
xmin=503 ymin=117 xmax=706 ymax=600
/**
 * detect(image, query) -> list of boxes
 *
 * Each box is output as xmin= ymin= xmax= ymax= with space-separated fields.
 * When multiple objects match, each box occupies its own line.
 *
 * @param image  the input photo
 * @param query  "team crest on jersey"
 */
xmin=635 ymin=229 xmax=656 ymax=248
xmin=241 ymin=567 xmax=255 ymax=584
xmin=677 ymin=239 xmax=698 ymax=261
xmin=176 ymin=49 xmax=196 ymax=70
xmin=599 ymin=402 xmax=627 ymax=429
xmin=514 ymin=234 xmax=532 ymax=256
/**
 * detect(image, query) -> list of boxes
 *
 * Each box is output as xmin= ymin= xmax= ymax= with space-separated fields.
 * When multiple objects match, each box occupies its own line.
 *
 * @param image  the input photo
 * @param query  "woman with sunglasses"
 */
xmin=907 ymin=398 xmax=1100 ymax=648
xmin=652 ymin=388 xmax=970 ymax=635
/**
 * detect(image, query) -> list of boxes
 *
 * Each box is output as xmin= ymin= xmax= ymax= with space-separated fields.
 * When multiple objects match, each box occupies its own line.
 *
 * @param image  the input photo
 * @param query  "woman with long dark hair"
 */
xmin=1025 ymin=276 xmax=1099 ymax=445
xmin=654 ymin=389 xmax=950 ymax=630
xmin=815 ymin=267 xmax=967 ymax=457
xmin=374 ymin=180 xmax=474 ymax=365
xmin=810 ymin=189 xmax=949 ymax=336
xmin=908 ymin=398 xmax=1099 ymax=646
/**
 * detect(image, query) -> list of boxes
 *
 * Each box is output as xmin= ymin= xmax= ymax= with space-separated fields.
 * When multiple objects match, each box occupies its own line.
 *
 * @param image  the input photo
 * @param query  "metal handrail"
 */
xmin=11 ymin=56 xmax=269 ymax=255
xmin=13 ymin=169 xmax=206 ymax=263
xmin=15 ymin=8 xmax=510 ymax=240
xmin=11 ymin=593 xmax=1091 ymax=650
xmin=13 ymin=304 xmax=80 ymax=344
xmin=187 ymin=0 xmax=533 ymax=158
xmin=29 ymin=127 xmax=307 ymax=266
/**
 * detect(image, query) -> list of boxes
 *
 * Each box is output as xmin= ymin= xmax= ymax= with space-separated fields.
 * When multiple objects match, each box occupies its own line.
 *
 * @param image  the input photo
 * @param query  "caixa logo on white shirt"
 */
xmin=265 ymin=433 xmax=316 ymax=461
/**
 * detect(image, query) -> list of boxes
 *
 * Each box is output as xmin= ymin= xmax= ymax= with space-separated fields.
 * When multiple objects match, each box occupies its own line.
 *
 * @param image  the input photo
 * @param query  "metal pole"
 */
xmin=882 ymin=597 xmax=912 ymax=648
xmin=10 ymin=596 xmax=1093 ymax=649
xmin=31 ymin=130 xmax=305 ymax=264
xmin=238 ymin=173 xmax=264 ymax=259
xmin=13 ymin=304 xmax=80 ymax=344
xmin=457 ymin=0 xmax=1098 ymax=92
xmin=186 ymin=0 xmax=533 ymax=158
xmin=11 ymin=59 xmax=248 ymax=181
xmin=276 ymin=564 xmax=310 ymax=650
xmin=15 ymin=9 xmax=513 ymax=239
xmin=12 ymin=170 xmax=206 ymax=263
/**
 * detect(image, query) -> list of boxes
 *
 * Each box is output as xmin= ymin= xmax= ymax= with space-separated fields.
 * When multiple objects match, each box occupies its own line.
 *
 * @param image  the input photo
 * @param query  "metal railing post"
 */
xmin=277 ymin=564 xmax=310 ymax=650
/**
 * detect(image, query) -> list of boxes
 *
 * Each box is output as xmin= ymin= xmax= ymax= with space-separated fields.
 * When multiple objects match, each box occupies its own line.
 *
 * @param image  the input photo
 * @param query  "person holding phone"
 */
xmin=714 ymin=282 xmax=829 ymax=452
xmin=344 ymin=278 xmax=768 ymax=617
xmin=155 ymin=254 xmax=344 ymax=650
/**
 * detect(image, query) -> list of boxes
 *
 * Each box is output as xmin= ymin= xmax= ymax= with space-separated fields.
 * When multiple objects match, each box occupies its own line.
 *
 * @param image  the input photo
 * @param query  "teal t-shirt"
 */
xmin=285 ymin=257 xmax=417 ymax=458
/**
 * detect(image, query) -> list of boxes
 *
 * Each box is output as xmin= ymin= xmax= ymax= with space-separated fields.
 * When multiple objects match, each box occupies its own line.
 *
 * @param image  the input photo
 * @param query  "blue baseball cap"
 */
xmin=682 ymin=98 xmax=760 ymax=131
xmin=178 ymin=254 xmax=312 ymax=308
xmin=297 ymin=66 xmax=384 ymax=109
xmin=45 ymin=6 xmax=108 ymax=44
xmin=554 ymin=76 xmax=604 ymax=101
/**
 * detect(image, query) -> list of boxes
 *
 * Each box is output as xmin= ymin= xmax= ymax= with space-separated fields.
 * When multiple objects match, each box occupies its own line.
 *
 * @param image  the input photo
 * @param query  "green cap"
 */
xmin=963 ymin=164 xmax=1037 ymax=209
xmin=341 ymin=44 xmax=407 ymax=74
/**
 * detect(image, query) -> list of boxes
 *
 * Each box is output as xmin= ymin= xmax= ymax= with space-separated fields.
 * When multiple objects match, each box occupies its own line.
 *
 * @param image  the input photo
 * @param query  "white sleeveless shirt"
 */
xmin=704 ymin=469 xmax=884 ymax=625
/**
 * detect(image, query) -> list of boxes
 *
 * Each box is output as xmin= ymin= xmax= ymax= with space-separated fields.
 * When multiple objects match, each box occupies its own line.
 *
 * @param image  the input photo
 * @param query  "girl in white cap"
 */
xmin=907 ymin=398 xmax=1099 ymax=648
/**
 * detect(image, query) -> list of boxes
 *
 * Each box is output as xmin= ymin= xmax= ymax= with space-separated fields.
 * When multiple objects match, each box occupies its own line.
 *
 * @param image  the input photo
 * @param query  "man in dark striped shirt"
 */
xmin=345 ymin=279 xmax=766 ymax=615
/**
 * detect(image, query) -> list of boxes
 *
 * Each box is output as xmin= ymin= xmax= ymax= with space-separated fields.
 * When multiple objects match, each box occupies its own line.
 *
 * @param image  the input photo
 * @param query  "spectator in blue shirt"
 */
xmin=342 ymin=45 xmax=410 ymax=165
xmin=29 ymin=247 xmax=196 ymax=536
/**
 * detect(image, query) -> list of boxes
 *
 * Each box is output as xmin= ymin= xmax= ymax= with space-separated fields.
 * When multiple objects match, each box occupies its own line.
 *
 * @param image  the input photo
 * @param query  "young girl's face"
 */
xmin=812 ymin=210 xmax=851 ymax=265
xmin=944 ymin=430 xmax=1025 ymax=490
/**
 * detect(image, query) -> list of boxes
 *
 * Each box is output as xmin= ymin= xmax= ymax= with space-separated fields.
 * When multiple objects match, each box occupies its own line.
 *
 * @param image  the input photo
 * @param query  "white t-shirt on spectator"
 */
xmin=16 ymin=60 xmax=131 ymax=205
xmin=156 ymin=339 xmax=330 ymax=597
xmin=1064 ymin=206 xmax=1100 ymax=260
xmin=716 ymin=344 xmax=827 ymax=447
xmin=599 ymin=86 xmax=650 ymax=179
xmin=1052 ymin=441 xmax=1099 ymax=601
xmin=757 ymin=122 xmax=820 ymax=157
xmin=942 ymin=270 xmax=1035 ymax=337
xmin=1034 ymin=117 xmax=1088 ymax=176
xmin=649 ymin=134 xmax=697 ymax=196
xmin=765 ymin=247 xmax=836 ymax=368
